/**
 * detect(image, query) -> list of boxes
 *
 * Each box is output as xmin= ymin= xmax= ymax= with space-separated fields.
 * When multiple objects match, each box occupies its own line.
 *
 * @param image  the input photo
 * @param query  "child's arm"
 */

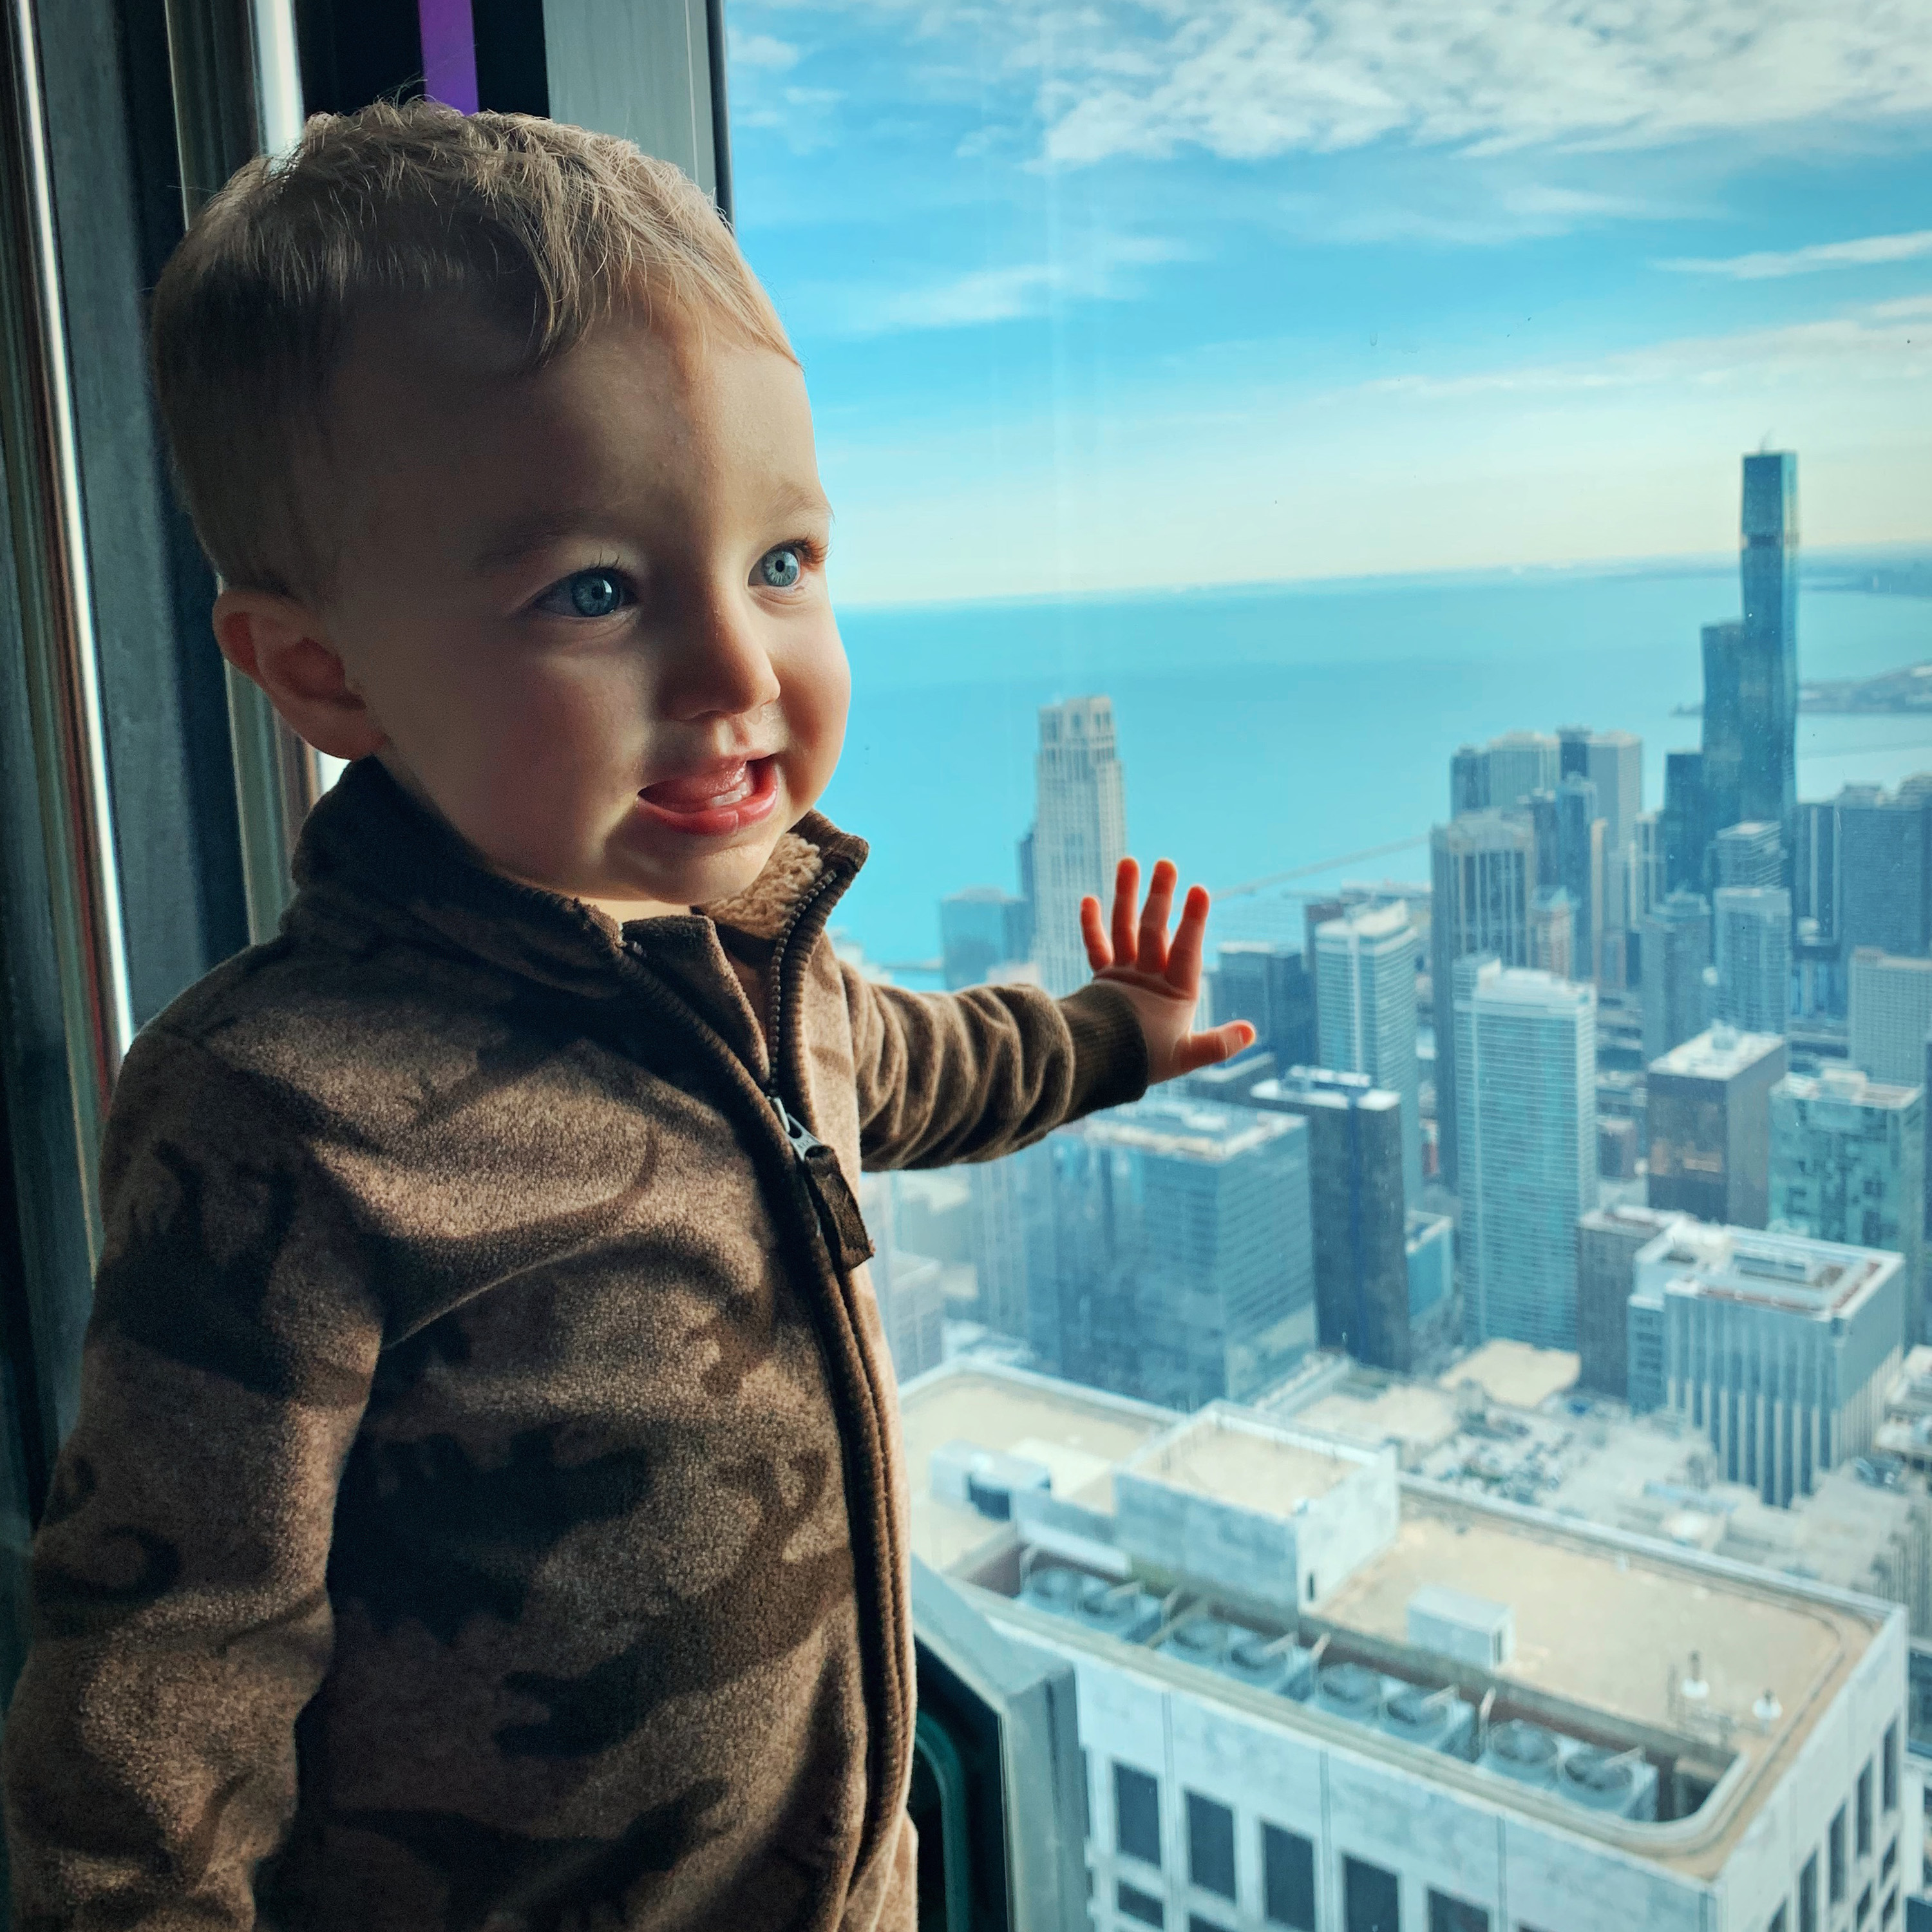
xmin=1 ymin=1030 xmax=381 ymax=1928
xmin=845 ymin=855 xmax=1251 ymax=1171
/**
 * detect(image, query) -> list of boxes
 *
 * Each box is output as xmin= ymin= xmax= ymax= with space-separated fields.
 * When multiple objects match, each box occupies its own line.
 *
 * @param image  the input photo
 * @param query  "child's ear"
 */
xmin=211 ymin=587 xmax=386 ymax=761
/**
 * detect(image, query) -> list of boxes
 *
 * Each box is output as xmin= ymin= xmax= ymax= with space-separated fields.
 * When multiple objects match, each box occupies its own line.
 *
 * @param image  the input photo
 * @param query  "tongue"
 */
xmin=641 ymin=763 xmax=749 ymax=810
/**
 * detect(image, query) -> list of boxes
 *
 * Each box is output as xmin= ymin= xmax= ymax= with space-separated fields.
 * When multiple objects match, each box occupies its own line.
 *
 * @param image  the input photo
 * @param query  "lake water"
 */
xmin=815 ymin=556 xmax=1932 ymax=973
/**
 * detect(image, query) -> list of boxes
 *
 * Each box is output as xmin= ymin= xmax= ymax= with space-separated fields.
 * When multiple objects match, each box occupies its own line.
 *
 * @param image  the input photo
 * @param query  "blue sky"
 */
xmin=723 ymin=0 xmax=1932 ymax=605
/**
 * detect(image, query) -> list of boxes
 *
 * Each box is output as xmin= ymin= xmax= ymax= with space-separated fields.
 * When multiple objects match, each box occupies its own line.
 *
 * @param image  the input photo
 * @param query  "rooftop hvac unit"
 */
xmin=1314 ymin=1662 xmax=1385 ymax=1724
xmin=1378 ymin=1683 xmax=1475 ymax=1757
xmin=1407 ymin=1584 xmax=1515 ymax=1669
xmin=1158 ymin=1617 xmax=1312 ymax=1699
xmin=1558 ymin=1747 xmax=1659 ymax=1821
xmin=1019 ymin=1564 xmax=1161 ymax=1643
xmin=1481 ymin=1719 xmax=1563 ymax=1787
xmin=931 ymin=1440 xmax=1052 ymax=1521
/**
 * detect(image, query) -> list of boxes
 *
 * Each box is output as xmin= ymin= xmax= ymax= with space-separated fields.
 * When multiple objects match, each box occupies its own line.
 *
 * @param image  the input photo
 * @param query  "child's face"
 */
xmin=236 ymin=300 xmax=848 ymax=923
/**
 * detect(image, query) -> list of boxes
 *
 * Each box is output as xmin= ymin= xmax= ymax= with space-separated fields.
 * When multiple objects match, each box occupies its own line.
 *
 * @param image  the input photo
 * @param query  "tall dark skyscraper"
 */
xmin=1429 ymin=811 xmax=1533 ymax=1188
xmin=1662 ymin=751 xmax=1711 ymax=896
xmin=1556 ymin=774 xmax=1601 ymax=967
xmin=1700 ymin=454 xmax=1799 ymax=866
xmin=1211 ymin=942 xmax=1315 ymax=1068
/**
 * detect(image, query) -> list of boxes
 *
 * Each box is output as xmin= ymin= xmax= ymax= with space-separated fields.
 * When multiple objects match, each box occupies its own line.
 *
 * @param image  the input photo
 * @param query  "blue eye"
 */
xmin=535 ymin=567 xmax=633 ymax=619
xmin=758 ymin=546 xmax=802 ymax=591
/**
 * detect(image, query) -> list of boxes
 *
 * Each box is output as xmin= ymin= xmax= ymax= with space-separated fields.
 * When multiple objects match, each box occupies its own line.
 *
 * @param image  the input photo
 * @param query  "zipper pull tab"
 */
xmin=772 ymin=1092 xmax=876 ymax=1272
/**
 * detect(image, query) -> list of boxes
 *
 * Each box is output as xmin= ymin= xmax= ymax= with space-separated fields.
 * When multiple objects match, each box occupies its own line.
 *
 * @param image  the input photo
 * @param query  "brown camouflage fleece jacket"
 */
xmin=1 ymin=754 xmax=1148 ymax=1932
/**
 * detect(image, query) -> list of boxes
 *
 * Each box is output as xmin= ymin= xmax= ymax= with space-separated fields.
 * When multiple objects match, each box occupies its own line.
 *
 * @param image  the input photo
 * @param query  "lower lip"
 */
xmin=632 ymin=756 xmax=781 ymax=838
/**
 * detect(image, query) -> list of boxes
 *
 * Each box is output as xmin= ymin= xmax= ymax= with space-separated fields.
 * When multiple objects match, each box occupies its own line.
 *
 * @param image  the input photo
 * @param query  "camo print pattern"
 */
xmin=1 ymin=757 xmax=1148 ymax=1932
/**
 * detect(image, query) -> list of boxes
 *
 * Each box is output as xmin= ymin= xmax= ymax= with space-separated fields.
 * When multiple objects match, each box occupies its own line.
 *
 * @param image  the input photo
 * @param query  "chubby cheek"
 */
xmin=779 ymin=630 xmax=851 ymax=817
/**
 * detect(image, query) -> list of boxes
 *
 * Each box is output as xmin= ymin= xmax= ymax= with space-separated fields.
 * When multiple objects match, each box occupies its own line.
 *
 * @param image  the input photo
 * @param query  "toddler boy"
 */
xmin=1 ymin=102 xmax=1249 ymax=1932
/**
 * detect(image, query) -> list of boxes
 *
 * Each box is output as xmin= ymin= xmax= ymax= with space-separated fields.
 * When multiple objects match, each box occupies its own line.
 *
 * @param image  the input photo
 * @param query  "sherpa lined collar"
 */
xmin=286 ymin=755 xmax=869 ymax=1002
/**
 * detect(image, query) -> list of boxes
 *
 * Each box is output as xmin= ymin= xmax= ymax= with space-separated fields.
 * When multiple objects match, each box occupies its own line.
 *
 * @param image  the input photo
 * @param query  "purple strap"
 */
xmin=419 ymin=0 xmax=479 ymax=114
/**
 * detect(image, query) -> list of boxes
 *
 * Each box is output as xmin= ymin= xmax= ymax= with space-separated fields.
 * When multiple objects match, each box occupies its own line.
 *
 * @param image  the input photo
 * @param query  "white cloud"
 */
xmin=729 ymin=30 xmax=802 ymax=71
xmin=813 ymin=234 xmax=1189 ymax=334
xmin=993 ymin=0 xmax=1932 ymax=166
xmin=1660 ymin=231 xmax=1932 ymax=280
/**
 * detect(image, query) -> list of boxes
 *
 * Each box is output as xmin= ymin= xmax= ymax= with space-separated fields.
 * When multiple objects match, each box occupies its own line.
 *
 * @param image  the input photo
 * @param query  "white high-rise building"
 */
xmin=1314 ymin=902 xmax=1421 ymax=1204
xmin=901 ymin=1361 xmax=1917 ymax=1932
xmin=1715 ymin=885 xmax=1793 ymax=1036
xmin=1031 ymin=697 xmax=1128 ymax=997
xmin=1457 ymin=963 xmax=1597 ymax=1350
xmin=1483 ymin=729 xmax=1560 ymax=809
xmin=1850 ymin=948 xmax=1932 ymax=1088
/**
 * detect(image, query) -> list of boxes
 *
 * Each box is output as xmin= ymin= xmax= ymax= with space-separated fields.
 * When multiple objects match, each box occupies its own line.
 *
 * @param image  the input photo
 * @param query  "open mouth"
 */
xmin=634 ymin=755 xmax=780 ymax=836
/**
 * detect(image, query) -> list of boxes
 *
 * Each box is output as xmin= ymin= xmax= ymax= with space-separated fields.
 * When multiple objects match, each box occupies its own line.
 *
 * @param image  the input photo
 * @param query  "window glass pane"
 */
xmin=1345 ymin=1855 xmax=1402 ymax=1932
xmin=1833 ymin=1805 xmax=1849 ymax=1901
xmin=1884 ymin=1722 xmax=1900 ymax=1812
xmin=1801 ymin=1852 xmax=1819 ymax=1932
xmin=1262 ymin=1822 xmax=1317 ymax=1930
xmin=1119 ymin=1880 xmax=1166 ymax=1927
xmin=1116 ymin=1763 xmax=1162 ymax=1868
xmin=1430 ymin=1894 xmax=1490 ymax=1932
xmin=1186 ymin=1792 xmax=1237 ymax=1900
xmin=1189 ymin=1920 xmax=1233 ymax=1932
xmin=1859 ymin=1761 xmax=1874 ymax=1856
xmin=1770 ymin=1909 xmax=1788 ymax=1932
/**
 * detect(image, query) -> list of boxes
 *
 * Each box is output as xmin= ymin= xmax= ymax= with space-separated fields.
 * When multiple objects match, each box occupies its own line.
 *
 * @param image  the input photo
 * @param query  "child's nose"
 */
xmin=659 ymin=590 xmax=784 ymax=722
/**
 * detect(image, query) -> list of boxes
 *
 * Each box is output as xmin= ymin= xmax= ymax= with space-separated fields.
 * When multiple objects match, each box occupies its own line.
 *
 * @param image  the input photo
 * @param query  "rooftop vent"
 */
xmin=1481 ymin=1719 xmax=1562 ymax=1787
xmin=1558 ymin=1747 xmax=1659 ymax=1820
xmin=1378 ymin=1684 xmax=1474 ymax=1757
xmin=1157 ymin=1616 xmax=1314 ymax=1700
xmin=930 ymin=1440 xmax=1052 ymax=1520
xmin=1019 ymin=1566 xmax=1162 ymax=1643
xmin=1407 ymin=1584 xmax=1515 ymax=1669
xmin=1315 ymin=1662 xmax=1385 ymax=1723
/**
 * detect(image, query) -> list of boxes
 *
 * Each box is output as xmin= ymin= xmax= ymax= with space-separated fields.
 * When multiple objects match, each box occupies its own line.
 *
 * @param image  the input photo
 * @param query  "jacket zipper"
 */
xmin=762 ymin=867 xmax=875 ymax=1270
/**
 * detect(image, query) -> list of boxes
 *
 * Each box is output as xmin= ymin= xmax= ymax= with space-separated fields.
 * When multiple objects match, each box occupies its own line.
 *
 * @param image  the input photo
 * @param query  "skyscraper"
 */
xmin=1063 ymin=1101 xmax=1317 ymax=1410
xmin=1315 ymin=903 xmax=1421 ymax=1204
xmin=1837 ymin=782 xmax=1931 ymax=959
xmin=1714 ymin=886 xmax=1792 ymax=1036
xmin=1484 ymin=730 xmax=1560 ymax=810
xmin=1740 ymin=451 xmax=1799 ymax=849
xmin=1450 ymin=744 xmax=1488 ymax=815
xmin=1628 ymin=1222 xmax=1902 ymax=1504
xmin=1209 ymin=942 xmax=1315 ymax=1070
xmin=1715 ymin=821 xmax=1783 ymax=889
xmin=1456 ymin=961 xmax=1597 ymax=1349
xmin=1700 ymin=453 xmax=1800 ymax=863
xmin=1793 ymin=797 xmax=1840 ymax=942
xmin=1528 ymin=887 xmax=1574 ymax=980
xmin=939 ymin=886 xmax=1033 ymax=989
xmin=1249 ymin=1068 xmax=1411 ymax=1372
xmin=1576 ymin=1203 xmax=1692 ymax=1399
xmin=1560 ymin=726 xmax=1643 ymax=851
xmin=1662 ymin=750 xmax=1712 ymax=896
xmin=1428 ymin=811 xmax=1533 ymax=1188
xmin=1849 ymin=949 xmax=1932 ymax=1088
xmin=1771 ymin=1068 xmax=1925 ymax=1340
xmin=1030 ymin=696 xmax=1128 ymax=996
xmin=1556 ymin=773 xmax=1603 ymax=971
xmin=1647 ymin=1024 xmax=1788 ymax=1231
xmin=1642 ymin=888 xmax=1713 ymax=1063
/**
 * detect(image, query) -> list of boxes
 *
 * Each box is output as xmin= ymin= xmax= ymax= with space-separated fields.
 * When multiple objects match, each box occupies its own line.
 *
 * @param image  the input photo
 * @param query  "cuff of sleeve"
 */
xmin=1058 ymin=981 xmax=1151 ymax=1122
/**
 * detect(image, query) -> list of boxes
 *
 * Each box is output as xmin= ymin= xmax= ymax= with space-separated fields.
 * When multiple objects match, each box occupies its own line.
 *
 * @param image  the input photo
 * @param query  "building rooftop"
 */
xmin=932 ymin=1368 xmax=1893 ymax=1879
xmin=1649 ymin=1023 xmax=1786 ymax=1081
xmin=1289 ymin=1379 xmax=1464 ymax=1458
xmin=1580 ymin=1202 xmax=1690 ymax=1242
xmin=1081 ymin=1099 xmax=1300 ymax=1163
xmin=1441 ymin=1339 xmax=1580 ymax=1410
xmin=1127 ymin=1408 xmax=1366 ymax=1518
xmin=1638 ymin=1222 xmax=1901 ymax=1320
xmin=1254 ymin=1069 xmax=1401 ymax=1113
xmin=1777 ymin=1066 xmax=1922 ymax=1109
xmin=1316 ymin=900 xmax=1412 ymax=943
xmin=1468 ymin=967 xmax=1593 ymax=1012
xmin=898 ymin=1363 xmax=1175 ymax=1571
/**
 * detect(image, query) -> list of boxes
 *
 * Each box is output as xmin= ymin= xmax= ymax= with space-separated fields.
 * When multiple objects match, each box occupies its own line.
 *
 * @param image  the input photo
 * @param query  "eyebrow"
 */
xmin=471 ymin=486 xmax=834 ymax=576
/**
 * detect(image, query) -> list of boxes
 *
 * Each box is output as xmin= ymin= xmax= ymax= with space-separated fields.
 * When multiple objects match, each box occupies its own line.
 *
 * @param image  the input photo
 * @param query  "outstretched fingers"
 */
xmin=1136 ymin=859 xmax=1178 ymax=974
xmin=1080 ymin=893 xmax=1112 ymax=971
xmin=1165 ymin=882 xmax=1211 ymax=992
xmin=1110 ymin=857 xmax=1142 ymax=968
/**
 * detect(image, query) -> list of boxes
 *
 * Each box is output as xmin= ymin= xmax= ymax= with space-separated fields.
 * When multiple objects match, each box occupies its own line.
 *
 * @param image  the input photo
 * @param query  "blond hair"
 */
xmin=149 ymin=99 xmax=795 ymax=601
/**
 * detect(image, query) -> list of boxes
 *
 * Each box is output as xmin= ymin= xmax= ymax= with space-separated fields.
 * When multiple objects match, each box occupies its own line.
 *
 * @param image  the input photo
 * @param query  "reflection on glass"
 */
xmin=729 ymin=3 xmax=1932 ymax=1926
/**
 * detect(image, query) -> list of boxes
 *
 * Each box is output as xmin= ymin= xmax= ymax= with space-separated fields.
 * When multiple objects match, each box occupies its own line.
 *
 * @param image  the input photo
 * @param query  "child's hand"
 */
xmin=1078 ymin=857 xmax=1256 ymax=1085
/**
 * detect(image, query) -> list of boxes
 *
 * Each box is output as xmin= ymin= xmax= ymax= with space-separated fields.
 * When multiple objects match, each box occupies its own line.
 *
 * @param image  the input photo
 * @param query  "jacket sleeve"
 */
xmin=1 ymin=1028 xmax=383 ymax=1930
xmin=844 ymin=967 xmax=1150 ymax=1171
